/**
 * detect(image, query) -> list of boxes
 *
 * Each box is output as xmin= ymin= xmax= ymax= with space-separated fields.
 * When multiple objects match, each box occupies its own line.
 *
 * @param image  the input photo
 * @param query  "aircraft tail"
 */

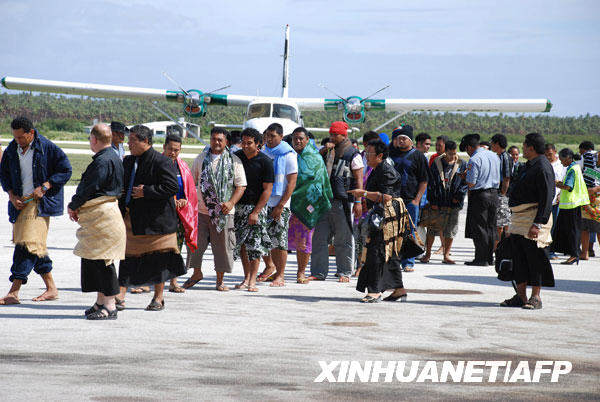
xmin=281 ymin=25 xmax=289 ymax=98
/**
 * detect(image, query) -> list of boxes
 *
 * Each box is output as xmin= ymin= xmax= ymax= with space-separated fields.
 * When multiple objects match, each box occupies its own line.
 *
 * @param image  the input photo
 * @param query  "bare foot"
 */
xmin=338 ymin=276 xmax=350 ymax=283
xmin=434 ymin=247 xmax=444 ymax=255
xmin=32 ymin=290 xmax=58 ymax=302
xmin=296 ymin=276 xmax=310 ymax=284
xmin=270 ymin=280 xmax=285 ymax=287
xmin=0 ymin=295 xmax=21 ymax=305
xmin=130 ymin=286 xmax=150 ymax=294
xmin=235 ymin=282 xmax=249 ymax=290
xmin=247 ymin=287 xmax=259 ymax=292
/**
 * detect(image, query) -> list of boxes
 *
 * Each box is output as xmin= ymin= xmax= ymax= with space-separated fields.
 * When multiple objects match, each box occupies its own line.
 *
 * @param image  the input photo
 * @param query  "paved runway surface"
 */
xmin=0 ymin=187 xmax=598 ymax=401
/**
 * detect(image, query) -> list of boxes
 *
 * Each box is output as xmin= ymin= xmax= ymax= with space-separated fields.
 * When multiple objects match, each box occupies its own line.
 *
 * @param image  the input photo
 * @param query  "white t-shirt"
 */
xmin=351 ymin=153 xmax=364 ymax=171
xmin=191 ymin=151 xmax=247 ymax=216
xmin=266 ymin=151 xmax=298 ymax=208
xmin=551 ymin=158 xmax=565 ymax=205
xmin=18 ymin=145 xmax=35 ymax=195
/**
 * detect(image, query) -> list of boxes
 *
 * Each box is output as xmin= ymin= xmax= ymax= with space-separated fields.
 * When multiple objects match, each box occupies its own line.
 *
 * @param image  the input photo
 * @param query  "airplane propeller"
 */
xmin=162 ymin=71 xmax=230 ymax=117
xmin=320 ymin=83 xmax=390 ymax=125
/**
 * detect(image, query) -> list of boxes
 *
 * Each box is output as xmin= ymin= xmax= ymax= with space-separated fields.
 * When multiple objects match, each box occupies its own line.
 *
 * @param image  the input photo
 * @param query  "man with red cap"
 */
xmin=309 ymin=121 xmax=364 ymax=282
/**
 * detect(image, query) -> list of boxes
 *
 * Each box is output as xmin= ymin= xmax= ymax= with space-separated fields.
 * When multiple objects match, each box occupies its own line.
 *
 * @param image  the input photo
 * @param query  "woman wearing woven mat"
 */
xmin=348 ymin=139 xmax=408 ymax=303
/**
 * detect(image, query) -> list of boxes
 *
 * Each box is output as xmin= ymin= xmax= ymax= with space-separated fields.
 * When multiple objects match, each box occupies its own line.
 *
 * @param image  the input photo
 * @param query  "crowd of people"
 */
xmin=0 ymin=116 xmax=598 ymax=318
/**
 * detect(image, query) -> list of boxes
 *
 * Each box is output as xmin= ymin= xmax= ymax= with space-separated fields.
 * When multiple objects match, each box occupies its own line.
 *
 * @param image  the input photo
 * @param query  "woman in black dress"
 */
xmin=348 ymin=139 xmax=407 ymax=303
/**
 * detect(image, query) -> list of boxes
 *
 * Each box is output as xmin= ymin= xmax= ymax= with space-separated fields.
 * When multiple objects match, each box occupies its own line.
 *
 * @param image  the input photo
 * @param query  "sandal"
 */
xmin=442 ymin=259 xmax=456 ymax=265
xmin=296 ymin=277 xmax=310 ymax=284
xmin=84 ymin=303 xmax=103 ymax=316
xmin=403 ymin=266 xmax=415 ymax=272
xmin=500 ymin=294 xmax=524 ymax=307
xmin=86 ymin=306 xmax=118 ymax=320
xmin=247 ymin=287 xmax=259 ymax=292
xmin=257 ymin=271 xmax=275 ymax=282
xmin=145 ymin=298 xmax=165 ymax=311
xmin=115 ymin=297 xmax=125 ymax=311
xmin=182 ymin=277 xmax=201 ymax=289
xmin=418 ymin=257 xmax=430 ymax=264
xmin=216 ymin=284 xmax=230 ymax=292
xmin=338 ymin=276 xmax=350 ymax=283
xmin=168 ymin=285 xmax=185 ymax=293
xmin=235 ymin=283 xmax=249 ymax=290
xmin=522 ymin=296 xmax=542 ymax=310
xmin=360 ymin=295 xmax=381 ymax=303
xmin=130 ymin=286 xmax=150 ymax=294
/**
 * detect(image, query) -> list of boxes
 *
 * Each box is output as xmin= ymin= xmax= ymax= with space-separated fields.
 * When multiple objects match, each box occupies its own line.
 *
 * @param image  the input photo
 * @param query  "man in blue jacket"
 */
xmin=0 ymin=116 xmax=72 ymax=305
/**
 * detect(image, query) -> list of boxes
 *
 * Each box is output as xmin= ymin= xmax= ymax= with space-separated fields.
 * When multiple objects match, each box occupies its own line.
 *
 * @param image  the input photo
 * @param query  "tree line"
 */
xmin=1 ymin=93 xmax=598 ymax=145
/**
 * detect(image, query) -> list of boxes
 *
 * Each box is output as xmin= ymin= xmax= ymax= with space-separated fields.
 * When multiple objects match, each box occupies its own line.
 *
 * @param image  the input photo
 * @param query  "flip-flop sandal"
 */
xmin=168 ymin=286 xmax=185 ymax=293
xmin=182 ymin=278 xmax=201 ymax=289
xmin=235 ymin=283 xmax=249 ymax=290
xmin=216 ymin=285 xmax=230 ymax=292
xmin=130 ymin=286 xmax=150 ymax=294
xmin=442 ymin=259 xmax=456 ymax=265
xmin=145 ymin=298 xmax=165 ymax=311
xmin=257 ymin=272 xmax=276 ymax=282
xmin=296 ymin=278 xmax=310 ymax=284
xmin=247 ymin=287 xmax=259 ymax=292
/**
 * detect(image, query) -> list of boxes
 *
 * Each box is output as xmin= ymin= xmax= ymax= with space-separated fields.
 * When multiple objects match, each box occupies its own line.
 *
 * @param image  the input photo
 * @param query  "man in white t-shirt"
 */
xmin=184 ymin=128 xmax=247 ymax=291
xmin=545 ymin=143 xmax=565 ymax=259
xmin=257 ymin=123 xmax=298 ymax=287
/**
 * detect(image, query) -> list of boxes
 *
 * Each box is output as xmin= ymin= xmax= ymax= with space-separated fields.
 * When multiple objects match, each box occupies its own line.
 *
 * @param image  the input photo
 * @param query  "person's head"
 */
xmin=391 ymin=125 xmax=414 ymax=151
xmin=291 ymin=127 xmax=309 ymax=153
xmin=435 ymin=135 xmax=449 ymax=154
xmin=110 ymin=121 xmax=128 ymax=145
xmin=522 ymin=132 xmax=545 ymax=160
xmin=508 ymin=145 xmax=520 ymax=162
xmin=350 ymin=138 xmax=359 ymax=149
xmin=558 ymin=148 xmax=574 ymax=167
xmin=89 ymin=123 xmax=112 ymax=153
xmin=490 ymin=134 xmax=508 ymax=154
xmin=264 ymin=122 xmax=284 ymax=148
xmin=163 ymin=133 xmax=182 ymax=161
xmin=365 ymin=139 xmax=388 ymax=168
xmin=579 ymin=141 xmax=594 ymax=153
xmin=210 ymin=127 xmax=229 ymax=154
xmin=128 ymin=125 xmax=153 ymax=156
xmin=444 ymin=140 xmax=458 ymax=161
xmin=240 ymin=127 xmax=262 ymax=158
xmin=544 ymin=143 xmax=558 ymax=162
xmin=460 ymin=134 xmax=480 ymax=157
xmin=10 ymin=116 xmax=35 ymax=149
xmin=320 ymin=137 xmax=331 ymax=147
xmin=230 ymin=130 xmax=241 ymax=147
xmin=479 ymin=141 xmax=490 ymax=150
xmin=329 ymin=121 xmax=348 ymax=145
xmin=415 ymin=132 xmax=432 ymax=153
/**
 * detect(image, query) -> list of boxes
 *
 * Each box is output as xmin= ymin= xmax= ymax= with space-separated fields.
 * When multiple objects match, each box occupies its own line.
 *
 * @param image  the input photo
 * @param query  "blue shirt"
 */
xmin=111 ymin=143 xmax=125 ymax=160
xmin=563 ymin=161 xmax=576 ymax=190
xmin=466 ymin=148 xmax=501 ymax=190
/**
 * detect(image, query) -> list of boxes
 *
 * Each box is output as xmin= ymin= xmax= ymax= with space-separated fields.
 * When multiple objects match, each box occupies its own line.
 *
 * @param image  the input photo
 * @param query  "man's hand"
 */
xmin=271 ymin=204 xmax=284 ymax=221
xmin=325 ymin=142 xmax=335 ymax=150
xmin=175 ymin=199 xmax=188 ymax=209
xmin=220 ymin=200 xmax=234 ymax=215
xmin=528 ymin=225 xmax=540 ymax=239
xmin=248 ymin=211 xmax=259 ymax=225
xmin=68 ymin=207 xmax=79 ymax=222
xmin=352 ymin=202 xmax=362 ymax=218
xmin=132 ymin=185 xmax=144 ymax=199
xmin=9 ymin=193 xmax=25 ymax=210
xmin=32 ymin=186 xmax=46 ymax=200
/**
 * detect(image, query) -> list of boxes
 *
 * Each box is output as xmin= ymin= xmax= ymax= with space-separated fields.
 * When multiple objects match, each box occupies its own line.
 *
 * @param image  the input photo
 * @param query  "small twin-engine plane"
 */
xmin=2 ymin=25 xmax=552 ymax=139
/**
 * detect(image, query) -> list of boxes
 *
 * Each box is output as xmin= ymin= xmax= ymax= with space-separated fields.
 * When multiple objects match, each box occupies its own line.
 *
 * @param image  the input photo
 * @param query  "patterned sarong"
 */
xmin=233 ymin=204 xmax=271 ymax=261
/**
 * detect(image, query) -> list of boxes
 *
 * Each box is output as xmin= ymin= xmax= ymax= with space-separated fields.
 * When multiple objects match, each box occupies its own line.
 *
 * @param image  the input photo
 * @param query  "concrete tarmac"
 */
xmin=0 ymin=187 xmax=598 ymax=401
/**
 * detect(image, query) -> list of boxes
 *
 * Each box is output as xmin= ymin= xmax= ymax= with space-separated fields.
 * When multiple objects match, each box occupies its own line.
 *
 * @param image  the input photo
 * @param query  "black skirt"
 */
xmin=118 ymin=251 xmax=186 ymax=288
xmin=356 ymin=236 xmax=404 ymax=293
xmin=511 ymin=234 xmax=554 ymax=287
xmin=551 ymin=207 xmax=581 ymax=257
xmin=81 ymin=258 xmax=120 ymax=296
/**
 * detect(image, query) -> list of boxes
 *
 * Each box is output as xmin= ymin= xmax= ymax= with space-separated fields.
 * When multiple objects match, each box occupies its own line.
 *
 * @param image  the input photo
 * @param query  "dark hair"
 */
xmin=524 ymin=132 xmax=545 ymax=155
xmin=480 ymin=141 xmax=491 ymax=148
xmin=367 ymin=139 xmax=389 ymax=159
xmin=130 ymin=125 xmax=153 ymax=145
xmin=558 ymin=148 xmax=574 ymax=160
xmin=464 ymin=135 xmax=480 ymax=148
xmin=436 ymin=135 xmax=449 ymax=144
xmin=230 ymin=130 xmax=241 ymax=145
xmin=165 ymin=133 xmax=182 ymax=146
xmin=545 ymin=143 xmax=556 ymax=151
xmin=240 ymin=127 xmax=262 ymax=145
xmin=445 ymin=140 xmax=457 ymax=151
xmin=292 ymin=126 xmax=308 ymax=136
xmin=508 ymin=145 xmax=519 ymax=154
xmin=11 ymin=116 xmax=34 ymax=132
xmin=490 ymin=134 xmax=507 ymax=149
xmin=350 ymin=138 xmax=358 ymax=145
xmin=266 ymin=122 xmax=283 ymax=135
xmin=579 ymin=141 xmax=594 ymax=151
xmin=210 ymin=126 xmax=230 ymax=139
xmin=307 ymin=131 xmax=315 ymax=140
xmin=362 ymin=130 xmax=380 ymax=144
xmin=415 ymin=132 xmax=431 ymax=144
xmin=320 ymin=137 xmax=330 ymax=146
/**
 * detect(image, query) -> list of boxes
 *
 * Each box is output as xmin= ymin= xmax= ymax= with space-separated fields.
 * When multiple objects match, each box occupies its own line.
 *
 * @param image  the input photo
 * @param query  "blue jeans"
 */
xmin=401 ymin=201 xmax=419 ymax=268
xmin=10 ymin=244 xmax=53 ymax=284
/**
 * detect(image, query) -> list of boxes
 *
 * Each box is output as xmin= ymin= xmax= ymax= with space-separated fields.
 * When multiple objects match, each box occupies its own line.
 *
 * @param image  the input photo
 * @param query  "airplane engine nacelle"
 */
xmin=343 ymin=96 xmax=365 ymax=124
xmin=177 ymin=89 xmax=208 ymax=117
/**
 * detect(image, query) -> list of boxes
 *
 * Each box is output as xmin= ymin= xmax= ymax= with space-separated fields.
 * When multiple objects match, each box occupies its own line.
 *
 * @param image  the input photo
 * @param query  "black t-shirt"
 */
xmin=235 ymin=150 xmax=275 ymax=205
xmin=390 ymin=148 xmax=429 ymax=202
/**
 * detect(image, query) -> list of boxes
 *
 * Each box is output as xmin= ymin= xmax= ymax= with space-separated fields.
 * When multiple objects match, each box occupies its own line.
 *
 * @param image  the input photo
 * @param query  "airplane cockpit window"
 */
xmin=248 ymin=103 xmax=271 ymax=119
xmin=272 ymin=104 xmax=298 ymax=122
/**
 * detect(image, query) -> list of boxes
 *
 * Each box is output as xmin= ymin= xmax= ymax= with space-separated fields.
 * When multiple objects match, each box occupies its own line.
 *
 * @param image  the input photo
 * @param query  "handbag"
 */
xmin=366 ymin=204 xmax=385 ymax=237
xmin=494 ymin=236 xmax=514 ymax=282
xmin=400 ymin=211 xmax=425 ymax=259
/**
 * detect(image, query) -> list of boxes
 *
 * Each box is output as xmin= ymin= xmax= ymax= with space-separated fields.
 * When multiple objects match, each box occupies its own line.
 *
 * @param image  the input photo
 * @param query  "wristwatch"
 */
xmin=363 ymin=191 xmax=367 ymax=198
xmin=41 ymin=184 xmax=48 ymax=193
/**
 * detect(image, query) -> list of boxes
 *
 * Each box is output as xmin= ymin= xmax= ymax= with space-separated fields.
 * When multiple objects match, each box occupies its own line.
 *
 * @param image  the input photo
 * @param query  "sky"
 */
xmin=1 ymin=0 xmax=599 ymax=116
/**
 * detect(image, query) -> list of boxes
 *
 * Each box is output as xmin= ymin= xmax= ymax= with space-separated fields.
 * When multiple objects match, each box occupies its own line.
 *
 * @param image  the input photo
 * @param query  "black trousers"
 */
xmin=465 ymin=189 xmax=498 ymax=263
xmin=81 ymin=258 xmax=120 ymax=296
